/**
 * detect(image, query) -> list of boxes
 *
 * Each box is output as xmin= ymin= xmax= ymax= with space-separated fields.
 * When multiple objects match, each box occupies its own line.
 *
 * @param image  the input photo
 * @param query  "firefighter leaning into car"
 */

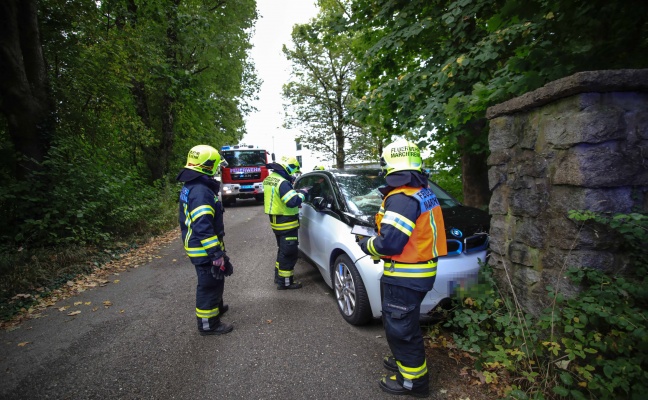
xmin=358 ymin=139 xmax=447 ymax=398
xmin=177 ymin=145 xmax=234 ymax=336
xmin=263 ymin=155 xmax=307 ymax=290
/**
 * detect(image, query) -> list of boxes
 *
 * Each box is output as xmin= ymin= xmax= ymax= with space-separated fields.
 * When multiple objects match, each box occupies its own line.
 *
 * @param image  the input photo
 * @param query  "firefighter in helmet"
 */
xmin=358 ymin=139 xmax=447 ymax=397
xmin=263 ymin=155 xmax=307 ymax=289
xmin=177 ymin=145 xmax=234 ymax=335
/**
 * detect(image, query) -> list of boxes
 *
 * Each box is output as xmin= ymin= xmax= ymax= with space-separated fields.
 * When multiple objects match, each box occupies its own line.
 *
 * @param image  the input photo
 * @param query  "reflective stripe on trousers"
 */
xmin=273 ymin=227 xmax=298 ymax=285
xmin=195 ymin=263 xmax=225 ymax=332
xmin=381 ymin=282 xmax=429 ymax=391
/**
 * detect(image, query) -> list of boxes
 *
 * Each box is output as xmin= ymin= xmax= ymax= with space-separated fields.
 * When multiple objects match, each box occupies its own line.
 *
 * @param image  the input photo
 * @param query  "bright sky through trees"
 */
xmin=243 ymin=1 xmax=319 ymax=167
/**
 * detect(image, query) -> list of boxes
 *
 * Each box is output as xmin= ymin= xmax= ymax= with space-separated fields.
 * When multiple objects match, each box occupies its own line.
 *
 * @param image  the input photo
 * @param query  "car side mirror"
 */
xmin=312 ymin=196 xmax=327 ymax=211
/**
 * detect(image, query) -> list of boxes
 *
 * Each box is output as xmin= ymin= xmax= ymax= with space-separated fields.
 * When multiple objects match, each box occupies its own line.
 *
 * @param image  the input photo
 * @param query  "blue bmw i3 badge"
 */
xmin=450 ymin=228 xmax=463 ymax=238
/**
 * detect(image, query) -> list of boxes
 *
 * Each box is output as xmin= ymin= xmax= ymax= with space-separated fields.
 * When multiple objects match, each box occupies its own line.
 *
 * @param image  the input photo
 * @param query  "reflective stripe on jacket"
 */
xmin=263 ymin=172 xmax=303 ymax=217
xmin=178 ymin=179 xmax=224 ymax=265
xmin=375 ymin=186 xmax=447 ymax=263
xmin=367 ymin=186 xmax=447 ymax=291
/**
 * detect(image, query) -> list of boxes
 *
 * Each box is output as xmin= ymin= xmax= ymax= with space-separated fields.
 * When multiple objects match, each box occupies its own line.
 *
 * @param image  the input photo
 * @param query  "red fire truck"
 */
xmin=219 ymin=144 xmax=272 ymax=206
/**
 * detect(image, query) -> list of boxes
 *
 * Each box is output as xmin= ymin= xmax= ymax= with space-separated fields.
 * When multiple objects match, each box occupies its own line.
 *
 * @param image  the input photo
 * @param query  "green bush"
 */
xmin=442 ymin=212 xmax=648 ymax=399
xmin=0 ymin=139 xmax=177 ymax=248
xmin=0 ymin=138 xmax=178 ymax=321
xmin=430 ymin=168 xmax=463 ymax=202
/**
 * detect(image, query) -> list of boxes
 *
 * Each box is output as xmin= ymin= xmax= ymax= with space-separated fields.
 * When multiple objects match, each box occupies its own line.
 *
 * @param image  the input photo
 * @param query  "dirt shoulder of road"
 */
xmin=425 ymin=336 xmax=504 ymax=399
xmin=0 ymin=229 xmax=179 ymax=331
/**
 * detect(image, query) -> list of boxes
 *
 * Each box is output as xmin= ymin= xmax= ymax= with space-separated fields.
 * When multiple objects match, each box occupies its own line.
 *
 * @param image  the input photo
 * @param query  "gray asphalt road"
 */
xmin=0 ymin=200 xmax=403 ymax=400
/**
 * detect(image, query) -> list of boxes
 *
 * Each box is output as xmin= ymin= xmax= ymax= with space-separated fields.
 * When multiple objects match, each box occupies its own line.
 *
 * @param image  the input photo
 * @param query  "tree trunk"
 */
xmin=143 ymin=0 xmax=180 ymax=182
xmin=0 ymin=0 xmax=54 ymax=178
xmin=335 ymin=128 xmax=345 ymax=169
xmin=459 ymin=121 xmax=490 ymax=209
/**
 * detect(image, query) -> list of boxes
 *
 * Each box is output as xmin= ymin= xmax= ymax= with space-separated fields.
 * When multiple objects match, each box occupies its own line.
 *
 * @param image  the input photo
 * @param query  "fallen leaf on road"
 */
xmin=120 ymin=310 xmax=125 ymax=313
xmin=67 ymin=310 xmax=81 ymax=316
xmin=103 ymin=301 xmax=112 ymax=307
xmin=84 ymin=302 xmax=91 ymax=306
xmin=92 ymin=307 xmax=99 ymax=311
xmin=1 ymin=229 xmax=180 ymax=331
xmin=266 ymin=319 xmax=272 ymax=324
xmin=74 ymin=301 xmax=82 ymax=306
xmin=18 ymin=342 xmax=30 ymax=347
xmin=113 ymin=280 xmax=120 ymax=283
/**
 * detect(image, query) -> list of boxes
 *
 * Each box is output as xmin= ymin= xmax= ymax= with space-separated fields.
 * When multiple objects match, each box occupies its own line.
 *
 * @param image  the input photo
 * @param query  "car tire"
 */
xmin=332 ymin=254 xmax=372 ymax=325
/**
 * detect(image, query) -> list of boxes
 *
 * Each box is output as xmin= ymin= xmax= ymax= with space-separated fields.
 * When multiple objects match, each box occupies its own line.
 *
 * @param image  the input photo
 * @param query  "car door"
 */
xmin=295 ymin=174 xmax=339 ymax=274
xmin=295 ymin=175 xmax=318 ymax=256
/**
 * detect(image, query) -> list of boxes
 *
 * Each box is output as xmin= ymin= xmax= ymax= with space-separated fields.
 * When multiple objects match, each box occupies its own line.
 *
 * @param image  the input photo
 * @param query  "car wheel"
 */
xmin=332 ymin=254 xmax=372 ymax=325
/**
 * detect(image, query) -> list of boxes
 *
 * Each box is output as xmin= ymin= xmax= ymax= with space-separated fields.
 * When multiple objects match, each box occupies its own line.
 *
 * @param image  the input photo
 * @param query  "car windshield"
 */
xmin=334 ymin=170 xmax=460 ymax=217
xmin=222 ymin=150 xmax=267 ymax=167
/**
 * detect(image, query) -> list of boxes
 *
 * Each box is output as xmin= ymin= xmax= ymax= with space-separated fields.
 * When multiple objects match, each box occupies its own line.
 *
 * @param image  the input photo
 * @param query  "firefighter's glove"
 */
xmin=223 ymin=254 xmax=234 ymax=277
xmin=211 ymin=257 xmax=226 ymax=280
xmin=358 ymin=237 xmax=370 ymax=255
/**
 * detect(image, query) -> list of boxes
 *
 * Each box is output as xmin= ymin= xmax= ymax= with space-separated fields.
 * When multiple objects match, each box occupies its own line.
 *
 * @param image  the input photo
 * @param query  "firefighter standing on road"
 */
xmin=263 ymin=156 xmax=306 ymax=290
xmin=358 ymin=139 xmax=447 ymax=397
xmin=178 ymin=145 xmax=234 ymax=336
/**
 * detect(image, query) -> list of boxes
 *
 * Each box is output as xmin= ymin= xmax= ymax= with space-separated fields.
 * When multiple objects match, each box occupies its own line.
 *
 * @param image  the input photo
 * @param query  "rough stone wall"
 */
xmin=486 ymin=69 xmax=648 ymax=316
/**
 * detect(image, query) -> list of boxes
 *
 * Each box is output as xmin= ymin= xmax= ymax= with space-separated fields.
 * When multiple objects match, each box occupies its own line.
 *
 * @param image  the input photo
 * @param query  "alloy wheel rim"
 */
xmin=334 ymin=262 xmax=356 ymax=316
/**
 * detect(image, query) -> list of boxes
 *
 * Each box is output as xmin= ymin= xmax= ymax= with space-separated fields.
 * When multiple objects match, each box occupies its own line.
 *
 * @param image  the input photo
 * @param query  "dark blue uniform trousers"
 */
xmin=382 ymin=282 xmax=429 ymax=391
xmin=273 ymin=227 xmax=299 ymax=285
xmin=195 ymin=263 xmax=225 ymax=332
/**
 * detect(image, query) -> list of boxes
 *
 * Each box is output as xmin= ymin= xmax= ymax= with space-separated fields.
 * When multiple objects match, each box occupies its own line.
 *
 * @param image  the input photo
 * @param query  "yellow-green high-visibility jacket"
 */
xmin=263 ymin=171 xmax=305 ymax=231
xmin=263 ymin=172 xmax=304 ymax=216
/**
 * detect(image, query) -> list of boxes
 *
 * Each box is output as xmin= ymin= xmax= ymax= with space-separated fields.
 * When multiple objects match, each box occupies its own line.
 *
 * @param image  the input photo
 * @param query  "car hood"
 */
xmin=344 ymin=212 xmax=375 ymax=230
xmin=442 ymin=205 xmax=490 ymax=238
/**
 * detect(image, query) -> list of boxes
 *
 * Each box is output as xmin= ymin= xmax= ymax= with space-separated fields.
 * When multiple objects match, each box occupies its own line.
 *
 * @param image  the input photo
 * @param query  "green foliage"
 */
xmin=347 ymin=0 xmax=648 ymax=177
xmin=444 ymin=212 xmax=648 ymax=399
xmin=0 ymin=137 xmax=177 ymax=248
xmin=282 ymin=1 xmax=376 ymax=167
xmin=0 ymin=0 xmax=257 ymax=245
xmin=430 ymin=169 xmax=463 ymax=203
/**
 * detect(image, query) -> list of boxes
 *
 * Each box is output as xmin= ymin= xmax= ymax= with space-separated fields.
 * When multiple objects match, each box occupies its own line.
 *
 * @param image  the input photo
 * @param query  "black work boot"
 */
xmin=383 ymin=355 xmax=398 ymax=372
xmin=220 ymin=304 xmax=229 ymax=316
xmin=379 ymin=375 xmax=429 ymax=398
xmin=277 ymin=281 xmax=303 ymax=290
xmin=199 ymin=320 xmax=233 ymax=336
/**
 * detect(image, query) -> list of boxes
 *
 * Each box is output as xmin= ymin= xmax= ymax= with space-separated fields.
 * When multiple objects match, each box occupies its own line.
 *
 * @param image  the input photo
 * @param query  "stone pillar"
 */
xmin=486 ymin=69 xmax=648 ymax=315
